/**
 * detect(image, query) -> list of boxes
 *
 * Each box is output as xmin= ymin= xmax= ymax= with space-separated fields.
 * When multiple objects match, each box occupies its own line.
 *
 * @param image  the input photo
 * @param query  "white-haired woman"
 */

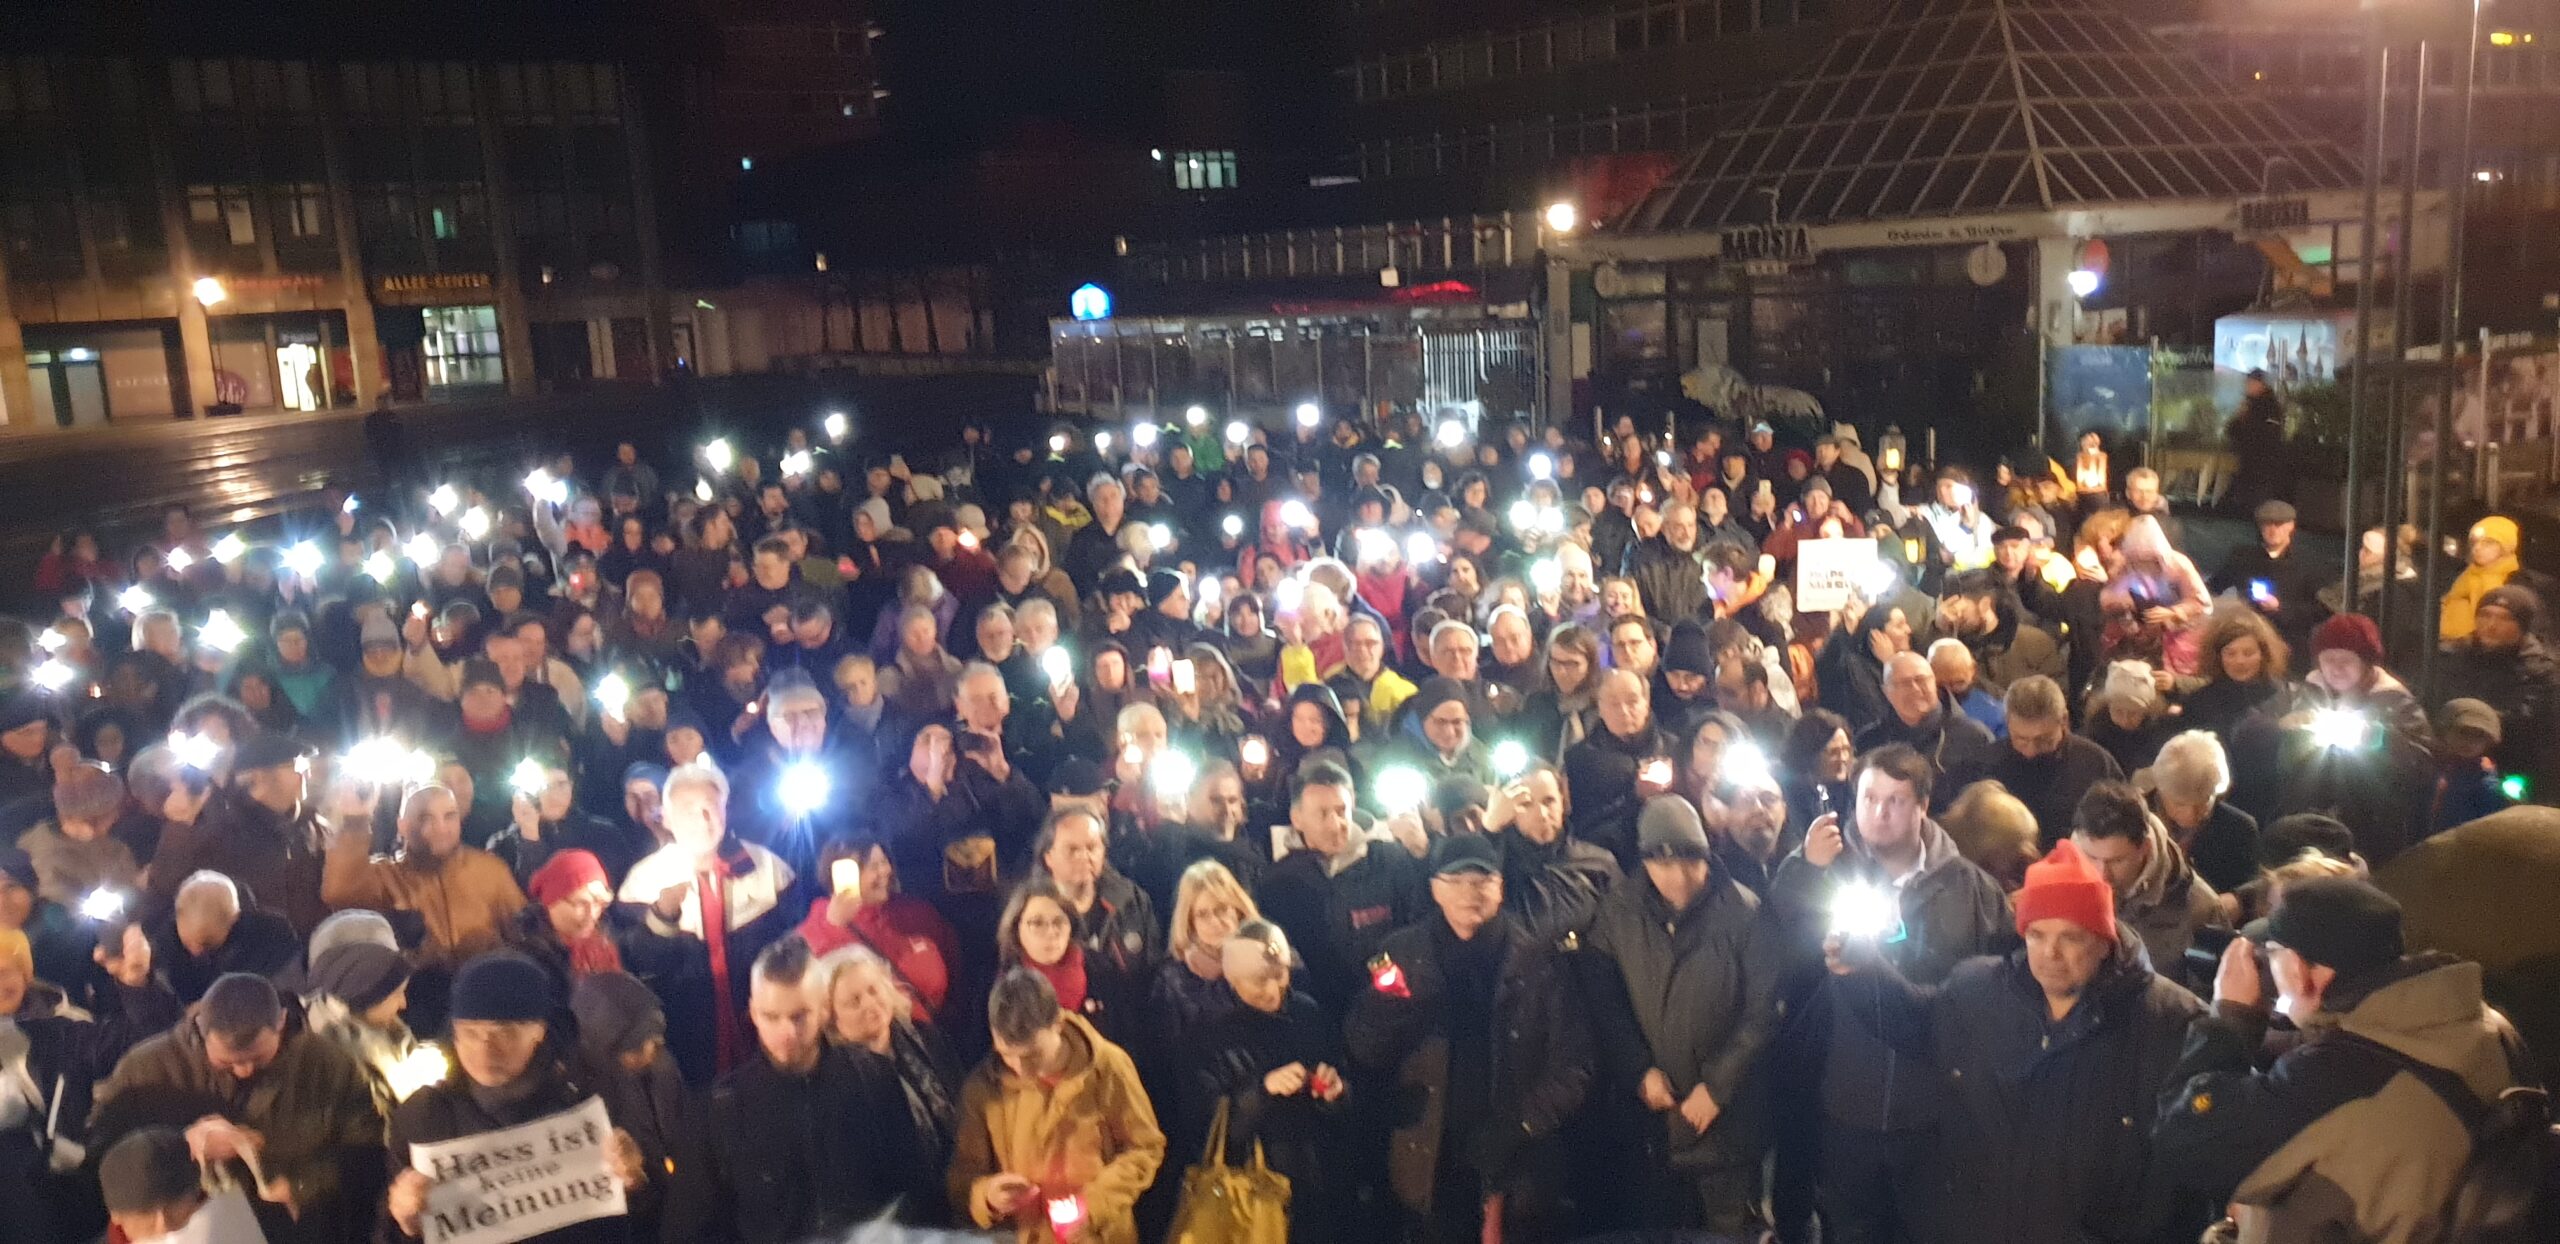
xmin=1182 ymin=919 xmax=1346 ymax=1244
xmin=2140 ymin=730 xmax=2260 ymax=894
xmin=821 ymin=944 xmax=962 ymax=1206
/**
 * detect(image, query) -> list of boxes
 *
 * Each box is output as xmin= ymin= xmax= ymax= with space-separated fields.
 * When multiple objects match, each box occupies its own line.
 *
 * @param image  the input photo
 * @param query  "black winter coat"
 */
xmin=1847 ymin=934 xmax=2205 ymax=1243
xmin=1344 ymin=916 xmax=1595 ymax=1217
xmin=384 ymin=1065 xmax=630 ymax=1244
xmin=1564 ymin=723 xmax=1672 ymax=869
xmin=1854 ymin=704 xmax=2002 ymax=813
xmin=1579 ymin=869 xmax=1780 ymax=1172
xmin=1253 ymin=844 xmax=1427 ymax=1016
xmin=1186 ymin=991 xmax=1347 ymax=1244
xmin=673 ymin=1045 xmax=930 ymax=1243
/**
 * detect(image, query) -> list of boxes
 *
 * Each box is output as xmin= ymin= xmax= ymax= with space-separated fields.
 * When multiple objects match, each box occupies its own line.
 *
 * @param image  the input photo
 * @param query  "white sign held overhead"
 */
xmin=1796 ymin=537 xmax=1879 ymax=615
xmin=408 ymin=1097 xmax=626 ymax=1244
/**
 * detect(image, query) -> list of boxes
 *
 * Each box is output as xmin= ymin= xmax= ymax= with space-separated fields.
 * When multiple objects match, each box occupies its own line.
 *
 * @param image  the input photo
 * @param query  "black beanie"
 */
xmin=2263 ymin=877 xmax=2405 ymax=981
xmin=1146 ymin=569 xmax=1185 ymax=607
xmin=1664 ymin=620 xmax=1715 ymax=677
xmin=308 ymin=943 xmax=412 ymax=1013
xmin=449 ymin=951 xmax=551 ymax=1023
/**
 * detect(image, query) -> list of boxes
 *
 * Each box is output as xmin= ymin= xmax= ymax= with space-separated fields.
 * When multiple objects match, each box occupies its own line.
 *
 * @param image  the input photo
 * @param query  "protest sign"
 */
xmin=168 ymin=1188 xmax=268 ymax=1244
xmin=408 ymin=1096 xmax=625 ymax=1244
xmin=1796 ymin=537 xmax=1878 ymax=613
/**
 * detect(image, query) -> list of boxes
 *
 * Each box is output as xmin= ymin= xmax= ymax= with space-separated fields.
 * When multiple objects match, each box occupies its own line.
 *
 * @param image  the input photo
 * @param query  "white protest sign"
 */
xmin=409 ymin=1096 xmax=625 ymax=1244
xmin=166 ymin=1188 xmax=268 ymax=1244
xmin=1796 ymin=537 xmax=1878 ymax=614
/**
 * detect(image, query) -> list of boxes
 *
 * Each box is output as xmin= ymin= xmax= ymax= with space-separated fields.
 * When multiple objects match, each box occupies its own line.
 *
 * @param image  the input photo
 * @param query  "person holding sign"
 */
xmin=385 ymin=951 xmax=644 ymax=1244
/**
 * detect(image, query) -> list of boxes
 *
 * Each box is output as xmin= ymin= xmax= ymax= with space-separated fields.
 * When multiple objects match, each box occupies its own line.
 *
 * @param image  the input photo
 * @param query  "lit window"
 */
xmin=1172 ymin=149 xmax=1238 ymax=191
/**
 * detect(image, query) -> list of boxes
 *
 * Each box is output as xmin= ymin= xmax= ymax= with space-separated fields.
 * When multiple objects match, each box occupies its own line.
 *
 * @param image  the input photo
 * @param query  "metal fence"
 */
xmin=1047 ymin=313 xmax=1539 ymax=426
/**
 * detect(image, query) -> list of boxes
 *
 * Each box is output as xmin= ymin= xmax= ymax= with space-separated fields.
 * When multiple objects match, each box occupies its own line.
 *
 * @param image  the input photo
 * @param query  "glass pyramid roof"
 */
xmin=1625 ymin=0 xmax=2364 ymax=232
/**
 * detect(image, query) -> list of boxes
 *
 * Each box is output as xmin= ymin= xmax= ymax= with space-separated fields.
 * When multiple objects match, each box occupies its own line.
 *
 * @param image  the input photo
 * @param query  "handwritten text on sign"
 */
xmin=409 ymin=1096 xmax=626 ymax=1244
xmin=1796 ymin=537 xmax=1879 ymax=614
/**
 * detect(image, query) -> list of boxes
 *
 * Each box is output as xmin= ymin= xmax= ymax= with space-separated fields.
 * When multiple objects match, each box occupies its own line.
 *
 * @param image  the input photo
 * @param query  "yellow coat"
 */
xmin=2443 ymin=517 xmax=2522 ymax=641
xmin=950 ymin=1012 xmax=1167 ymax=1244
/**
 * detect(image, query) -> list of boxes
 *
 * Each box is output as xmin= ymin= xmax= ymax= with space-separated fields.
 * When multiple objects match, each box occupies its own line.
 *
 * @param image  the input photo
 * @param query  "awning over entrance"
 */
xmin=1624 ymin=0 xmax=2364 ymax=235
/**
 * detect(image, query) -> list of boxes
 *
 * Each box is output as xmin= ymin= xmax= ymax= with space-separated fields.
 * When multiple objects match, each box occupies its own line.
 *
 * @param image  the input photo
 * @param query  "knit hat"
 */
xmin=449 ymin=951 xmax=551 ymax=1023
xmin=2470 ymin=515 xmax=2520 ymax=553
xmin=1098 ymin=568 xmax=1146 ymax=602
xmin=0 ymin=692 xmax=52 ymax=733
xmin=0 ymin=927 xmax=32 ymax=981
xmin=308 ymin=942 xmax=411 ymax=1012
xmin=99 ymin=1127 xmax=199 ymax=1214
xmin=2263 ymin=877 xmax=2404 ymax=980
xmin=528 ymin=850 xmax=611 ymax=907
xmin=2481 ymin=584 xmax=2543 ymax=632
xmin=0 ymin=847 xmax=37 ymax=894
xmin=1146 ymin=569 xmax=1186 ymax=607
xmin=1663 ymin=620 xmax=1715 ymax=678
xmin=1406 ymin=676 xmax=1472 ymax=727
xmin=308 ymin=909 xmax=401 ymax=962
xmin=361 ymin=615 xmax=401 ymax=649
xmin=231 ymin=732 xmax=310 ymax=773
xmin=2014 ymin=839 xmax=2117 ymax=944
xmin=2310 ymin=613 xmax=2385 ymax=667
xmin=1636 ymin=796 xmax=1712 ymax=860
xmin=571 ymin=971 xmax=667 ymax=1066
xmin=2098 ymin=660 xmax=2158 ymax=712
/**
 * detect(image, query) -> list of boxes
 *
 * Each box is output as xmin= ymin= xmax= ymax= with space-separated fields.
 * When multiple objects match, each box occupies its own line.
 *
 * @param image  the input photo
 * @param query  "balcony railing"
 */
xmin=1120 ymin=209 xmax=1551 ymax=285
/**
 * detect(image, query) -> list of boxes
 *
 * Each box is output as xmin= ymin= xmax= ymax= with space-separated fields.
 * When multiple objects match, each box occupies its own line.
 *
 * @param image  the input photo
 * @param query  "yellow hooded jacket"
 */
xmin=2441 ymin=515 xmax=2521 ymax=641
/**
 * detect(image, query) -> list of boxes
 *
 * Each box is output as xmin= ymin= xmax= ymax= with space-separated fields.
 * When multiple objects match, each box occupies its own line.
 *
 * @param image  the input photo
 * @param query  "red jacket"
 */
xmin=795 ymin=894 xmax=961 ymax=1019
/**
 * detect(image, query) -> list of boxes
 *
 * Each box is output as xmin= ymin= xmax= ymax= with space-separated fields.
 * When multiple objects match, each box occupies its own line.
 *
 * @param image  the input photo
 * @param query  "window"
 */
xmin=1172 ymin=149 xmax=1238 ymax=191
xmin=421 ymin=305 xmax=504 ymax=389
xmin=186 ymin=184 xmax=255 ymax=246
xmin=275 ymin=182 xmax=328 ymax=240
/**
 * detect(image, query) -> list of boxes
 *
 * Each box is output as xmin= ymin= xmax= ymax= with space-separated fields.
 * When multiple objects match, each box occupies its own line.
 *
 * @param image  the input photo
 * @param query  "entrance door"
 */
xmin=276 ymin=343 xmax=321 ymax=411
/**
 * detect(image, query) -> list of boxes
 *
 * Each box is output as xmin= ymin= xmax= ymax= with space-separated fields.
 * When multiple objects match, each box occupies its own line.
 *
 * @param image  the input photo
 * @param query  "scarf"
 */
xmin=1026 ymin=945 xmax=1089 ymax=1014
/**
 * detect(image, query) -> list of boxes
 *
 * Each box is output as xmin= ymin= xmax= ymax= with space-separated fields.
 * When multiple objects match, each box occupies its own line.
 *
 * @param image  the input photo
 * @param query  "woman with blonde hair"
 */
xmin=1938 ymin=779 xmax=2042 ymax=891
xmin=1149 ymin=860 xmax=1262 ymax=1051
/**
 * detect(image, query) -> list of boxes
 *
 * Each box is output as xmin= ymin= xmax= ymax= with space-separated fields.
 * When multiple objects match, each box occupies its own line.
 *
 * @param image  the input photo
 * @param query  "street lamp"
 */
xmin=192 ymin=277 xmax=228 ymax=307
xmin=1543 ymin=201 xmax=1579 ymax=233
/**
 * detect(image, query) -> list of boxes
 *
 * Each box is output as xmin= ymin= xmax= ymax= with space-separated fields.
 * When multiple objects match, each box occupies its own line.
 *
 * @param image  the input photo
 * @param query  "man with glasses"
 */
xmin=1348 ymin=833 xmax=1594 ymax=1244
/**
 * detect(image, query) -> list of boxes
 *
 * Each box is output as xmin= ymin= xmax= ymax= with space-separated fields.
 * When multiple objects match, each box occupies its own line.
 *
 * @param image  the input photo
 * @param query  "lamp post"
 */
xmin=2419 ymin=0 xmax=2485 ymax=700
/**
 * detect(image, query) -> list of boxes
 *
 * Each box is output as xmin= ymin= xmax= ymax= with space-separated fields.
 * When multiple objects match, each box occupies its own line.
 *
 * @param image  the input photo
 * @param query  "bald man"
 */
xmin=1927 ymin=638 xmax=2007 ymax=739
xmin=1853 ymin=652 xmax=2000 ymax=812
xmin=1564 ymin=670 xmax=1676 ymax=868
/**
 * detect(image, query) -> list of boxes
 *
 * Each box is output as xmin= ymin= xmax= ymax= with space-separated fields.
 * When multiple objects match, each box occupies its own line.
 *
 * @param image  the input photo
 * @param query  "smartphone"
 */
xmin=1147 ymin=647 xmax=1172 ymax=685
xmin=1171 ymin=659 xmax=1197 ymax=695
xmin=1641 ymin=758 xmax=1673 ymax=785
xmin=830 ymin=858 xmax=862 ymax=896
xmin=1239 ymin=736 xmax=1270 ymax=768
xmin=411 ymin=602 xmax=428 ymax=620
xmin=2249 ymin=578 xmax=2277 ymax=608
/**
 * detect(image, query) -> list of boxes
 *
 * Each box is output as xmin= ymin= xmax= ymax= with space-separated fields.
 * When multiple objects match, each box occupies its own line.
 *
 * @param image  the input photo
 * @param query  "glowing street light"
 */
xmin=192 ymin=276 xmax=228 ymax=307
xmin=1543 ymin=201 xmax=1579 ymax=233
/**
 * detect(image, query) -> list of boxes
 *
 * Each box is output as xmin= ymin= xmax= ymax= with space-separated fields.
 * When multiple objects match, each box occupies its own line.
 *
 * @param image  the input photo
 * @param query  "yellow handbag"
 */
xmin=1166 ymin=1099 xmax=1292 ymax=1244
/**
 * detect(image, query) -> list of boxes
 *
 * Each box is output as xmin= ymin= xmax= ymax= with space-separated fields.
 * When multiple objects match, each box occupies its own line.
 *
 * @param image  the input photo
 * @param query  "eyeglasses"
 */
xmin=1020 ymin=914 xmax=1074 ymax=932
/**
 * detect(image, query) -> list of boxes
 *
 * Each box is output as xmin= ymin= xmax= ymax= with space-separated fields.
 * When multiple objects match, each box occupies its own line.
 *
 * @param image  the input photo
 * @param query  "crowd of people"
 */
xmin=0 ymin=401 xmax=2548 ymax=1244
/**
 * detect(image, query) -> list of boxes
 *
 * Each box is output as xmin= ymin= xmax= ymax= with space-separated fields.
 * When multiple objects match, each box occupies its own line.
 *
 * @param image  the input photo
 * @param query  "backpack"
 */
xmin=2336 ymin=1031 xmax=2560 ymax=1244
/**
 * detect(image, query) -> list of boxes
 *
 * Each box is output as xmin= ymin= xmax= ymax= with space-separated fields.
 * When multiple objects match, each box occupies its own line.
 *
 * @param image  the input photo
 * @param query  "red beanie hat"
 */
xmin=2311 ymin=613 xmax=2385 ymax=667
xmin=528 ymin=849 xmax=610 ymax=907
xmin=2015 ymin=839 xmax=2116 ymax=944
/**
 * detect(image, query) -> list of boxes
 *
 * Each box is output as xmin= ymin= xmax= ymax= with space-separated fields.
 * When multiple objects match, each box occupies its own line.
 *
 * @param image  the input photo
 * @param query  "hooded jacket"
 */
xmin=1851 ymin=926 xmax=2205 ymax=1242
xmin=1580 ymin=866 xmax=1781 ymax=1173
xmin=2155 ymin=954 xmax=2528 ymax=1244
xmin=949 ymin=1011 xmax=1166 ymax=1244
xmin=2114 ymin=812 xmax=2227 ymax=981
xmin=1768 ymin=818 xmax=2014 ymax=1133
xmin=2440 ymin=516 xmax=2524 ymax=642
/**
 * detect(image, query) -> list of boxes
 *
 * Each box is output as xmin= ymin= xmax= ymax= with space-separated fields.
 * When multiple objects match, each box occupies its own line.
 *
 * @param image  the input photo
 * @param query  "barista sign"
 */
xmin=409 ymin=1097 xmax=626 ymax=1244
